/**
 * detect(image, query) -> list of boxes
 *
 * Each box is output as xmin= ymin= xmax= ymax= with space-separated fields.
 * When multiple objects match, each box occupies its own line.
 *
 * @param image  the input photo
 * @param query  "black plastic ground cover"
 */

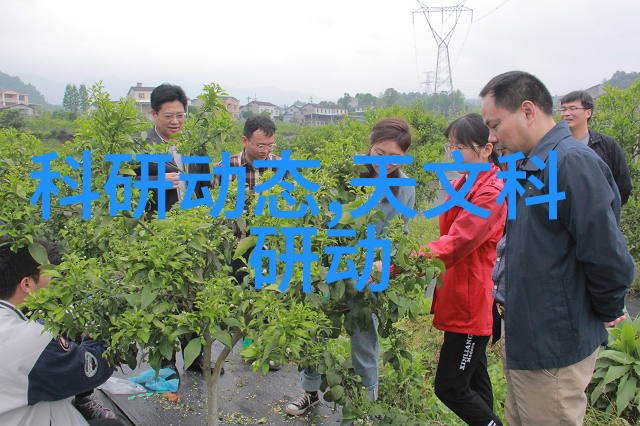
xmin=106 ymin=341 xmax=343 ymax=426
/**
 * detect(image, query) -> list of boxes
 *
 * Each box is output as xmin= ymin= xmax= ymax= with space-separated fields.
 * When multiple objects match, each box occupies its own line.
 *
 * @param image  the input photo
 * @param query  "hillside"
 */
xmin=608 ymin=71 xmax=640 ymax=90
xmin=0 ymin=71 xmax=59 ymax=111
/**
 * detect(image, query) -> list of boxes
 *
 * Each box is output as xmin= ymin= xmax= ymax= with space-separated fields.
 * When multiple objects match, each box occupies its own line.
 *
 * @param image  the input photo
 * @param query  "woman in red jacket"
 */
xmin=429 ymin=113 xmax=507 ymax=426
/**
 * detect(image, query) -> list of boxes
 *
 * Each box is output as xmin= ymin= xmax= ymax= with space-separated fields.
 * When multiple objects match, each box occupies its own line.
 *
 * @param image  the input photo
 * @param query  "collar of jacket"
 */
xmin=451 ymin=162 xmax=502 ymax=197
xmin=148 ymin=126 xmax=165 ymax=145
xmin=587 ymin=128 xmax=603 ymax=147
xmin=0 ymin=300 xmax=26 ymax=321
xmin=441 ymin=162 xmax=502 ymax=238
xmin=519 ymin=121 xmax=572 ymax=172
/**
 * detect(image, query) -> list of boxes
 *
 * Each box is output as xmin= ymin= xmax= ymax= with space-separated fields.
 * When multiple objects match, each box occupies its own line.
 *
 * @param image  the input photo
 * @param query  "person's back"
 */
xmin=0 ymin=301 xmax=96 ymax=426
xmin=0 ymin=237 xmax=115 ymax=426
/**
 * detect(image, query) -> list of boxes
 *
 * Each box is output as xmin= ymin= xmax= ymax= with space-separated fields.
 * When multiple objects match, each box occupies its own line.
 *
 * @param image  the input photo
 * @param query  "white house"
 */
xmin=241 ymin=100 xmax=280 ymax=117
xmin=299 ymin=103 xmax=347 ymax=126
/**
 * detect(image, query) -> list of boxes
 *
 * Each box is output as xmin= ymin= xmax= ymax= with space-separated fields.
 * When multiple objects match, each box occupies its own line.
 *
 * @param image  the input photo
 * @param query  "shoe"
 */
xmin=285 ymin=391 xmax=320 ymax=416
xmin=74 ymin=393 xmax=117 ymax=420
xmin=267 ymin=361 xmax=281 ymax=371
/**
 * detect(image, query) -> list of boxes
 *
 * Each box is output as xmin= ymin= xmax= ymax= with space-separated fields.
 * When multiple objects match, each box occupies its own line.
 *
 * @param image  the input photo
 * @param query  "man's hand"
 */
xmin=604 ymin=316 xmax=626 ymax=328
xmin=166 ymin=172 xmax=180 ymax=189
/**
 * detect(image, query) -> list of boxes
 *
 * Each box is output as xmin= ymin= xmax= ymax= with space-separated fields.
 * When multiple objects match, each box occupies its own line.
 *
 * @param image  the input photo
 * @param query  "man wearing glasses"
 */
xmin=560 ymin=91 xmax=631 ymax=205
xmin=139 ymin=83 xmax=210 ymax=220
xmin=213 ymin=115 xmax=283 ymax=191
xmin=212 ymin=115 xmax=287 ymax=371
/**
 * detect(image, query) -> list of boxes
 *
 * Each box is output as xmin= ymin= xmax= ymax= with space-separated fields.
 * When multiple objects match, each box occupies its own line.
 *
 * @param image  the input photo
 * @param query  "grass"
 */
xmin=372 ymin=212 xmax=633 ymax=425
xmin=408 ymin=213 xmax=440 ymax=244
xmin=630 ymin=265 xmax=640 ymax=293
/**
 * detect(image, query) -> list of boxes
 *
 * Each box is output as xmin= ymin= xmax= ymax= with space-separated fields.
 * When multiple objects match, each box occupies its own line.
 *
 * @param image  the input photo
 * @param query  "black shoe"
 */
xmin=285 ymin=391 xmax=320 ymax=416
xmin=267 ymin=361 xmax=281 ymax=371
xmin=73 ymin=393 xmax=118 ymax=420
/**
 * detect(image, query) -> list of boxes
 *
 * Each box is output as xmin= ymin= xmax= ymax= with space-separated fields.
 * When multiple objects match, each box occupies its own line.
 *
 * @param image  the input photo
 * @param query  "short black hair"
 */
xmin=561 ymin=90 xmax=594 ymax=113
xmin=151 ymin=84 xmax=188 ymax=112
xmin=479 ymin=71 xmax=554 ymax=116
xmin=243 ymin=115 xmax=277 ymax=139
xmin=0 ymin=237 xmax=57 ymax=300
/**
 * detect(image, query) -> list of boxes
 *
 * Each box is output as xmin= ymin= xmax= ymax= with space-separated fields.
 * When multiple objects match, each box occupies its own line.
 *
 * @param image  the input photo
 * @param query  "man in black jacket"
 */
xmin=560 ymin=90 xmax=631 ymax=205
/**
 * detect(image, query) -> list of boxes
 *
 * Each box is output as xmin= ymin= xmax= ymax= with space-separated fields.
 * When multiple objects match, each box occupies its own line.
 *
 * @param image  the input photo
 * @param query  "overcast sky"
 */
xmin=2 ymin=0 xmax=639 ymax=106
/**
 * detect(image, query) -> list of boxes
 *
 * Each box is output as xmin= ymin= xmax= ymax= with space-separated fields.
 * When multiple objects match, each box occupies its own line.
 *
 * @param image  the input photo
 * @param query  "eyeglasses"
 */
xmin=159 ymin=112 xmax=186 ymax=121
xmin=443 ymin=143 xmax=481 ymax=153
xmin=248 ymin=139 xmax=277 ymax=151
xmin=560 ymin=106 xmax=587 ymax=113
xmin=370 ymin=148 xmax=404 ymax=166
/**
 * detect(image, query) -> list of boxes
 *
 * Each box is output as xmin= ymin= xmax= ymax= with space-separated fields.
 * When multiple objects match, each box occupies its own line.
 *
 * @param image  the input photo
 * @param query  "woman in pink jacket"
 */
xmin=428 ymin=113 xmax=507 ymax=426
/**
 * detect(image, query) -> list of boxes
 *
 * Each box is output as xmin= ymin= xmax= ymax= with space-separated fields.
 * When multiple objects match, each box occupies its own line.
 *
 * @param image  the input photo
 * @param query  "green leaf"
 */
xmin=223 ymin=318 xmax=243 ymax=329
xmin=141 ymin=284 xmax=159 ymax=309
xmin=324 ymin=385 xmax=344 ymax=402
xmin=620 ymin=323 xmax=637 ymax=355
xmin=306 ymin=292 xmax=321 ymax=309
xmin=189 ymin=237 xmax=203 ymax=251
xmin=15 ymin=184 xmax=26 ymax=199
xmin=137 ymin=330 xmax=151 ymax=343
xmin=317 ymin=283 xmax=330 ymax=298
xmin=159 ymin=338 xmax=174 ymax=360
xmin=368 ymin=404 xmax=385 ymax=417
xmin=331 ymin=279 xmax=345 ymax=301
xmin=599 ymin=350 xmax=635 ymax=365
xmin=124 ymin=294 xmax=140 ymax=307
xmin=327 ymin=369 xmax=342 ymax=387
xmin=590 ymin=379 xmax=604 ymax=405
xmin=86 ymin=274 xmax=106 ymax=289
xmin=182 ymin=338 xmax=203 ymax=370
xmin=233 ymin=235 xmax=258 ymax=260
xmin=212 ymin=330 xmax=233 ymax=349
xmin=391 ymin=414 xmax=408 ymax=425
xmin=616 ymin=376 xmax=637 ymax=415
xmin=432 ymin=257 xmax=446 ymax=276
xmin=602 ymin=364 xmax=632 ymax=385
xmin=28 ymin=241 xmax=48 ymax=265
xmin=173 ymin=325 xmax=192 ymax=336
xmin=397 ymin=242 xmax=406 ymax=265
xmin=123 ymin=217 xmax=139 ymax=231
xmin=263 ymin=336 xmax=280 ymax=359
xmin=323 ymin=351 xmax=336 ymax=369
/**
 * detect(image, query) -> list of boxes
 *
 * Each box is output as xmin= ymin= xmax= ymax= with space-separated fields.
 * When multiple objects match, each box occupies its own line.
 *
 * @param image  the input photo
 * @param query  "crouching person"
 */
xmin=0 ymin=236 xmax=121 ymax=426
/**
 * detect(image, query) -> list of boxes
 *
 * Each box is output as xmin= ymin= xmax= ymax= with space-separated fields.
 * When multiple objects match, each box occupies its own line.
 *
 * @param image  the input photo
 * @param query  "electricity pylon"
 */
xmin=413 ymin=1 xmax=472 ymax=97
xmin=422 ymin=71 xmax=435 ymax=96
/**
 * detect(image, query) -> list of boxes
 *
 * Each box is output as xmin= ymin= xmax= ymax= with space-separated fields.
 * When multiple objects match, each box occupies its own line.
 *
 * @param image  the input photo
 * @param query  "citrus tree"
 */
xmin=1 ymin=83 xmax=442 ymax=425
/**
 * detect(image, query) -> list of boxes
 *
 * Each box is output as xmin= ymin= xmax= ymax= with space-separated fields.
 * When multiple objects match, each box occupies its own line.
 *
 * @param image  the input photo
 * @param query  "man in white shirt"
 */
xmin=0 ymin=237 xmax=119 ymax=426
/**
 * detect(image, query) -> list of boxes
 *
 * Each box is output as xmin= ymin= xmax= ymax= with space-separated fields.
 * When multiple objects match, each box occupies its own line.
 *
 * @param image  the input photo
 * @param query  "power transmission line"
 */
xmin=413 ymin=0 xmax=473 ymax=110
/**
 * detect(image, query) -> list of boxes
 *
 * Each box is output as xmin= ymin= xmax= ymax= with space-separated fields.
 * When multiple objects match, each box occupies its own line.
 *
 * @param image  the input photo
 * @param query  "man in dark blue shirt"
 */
xmin=480 ymin=71 xmax=635 ymax=426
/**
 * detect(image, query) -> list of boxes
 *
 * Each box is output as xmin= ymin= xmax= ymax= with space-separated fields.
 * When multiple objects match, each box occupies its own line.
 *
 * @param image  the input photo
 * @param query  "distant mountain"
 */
xmin=0 ymin=71 xmax=60 ymax=110
xmin=608 ymin=71 xmax=640 ymax=90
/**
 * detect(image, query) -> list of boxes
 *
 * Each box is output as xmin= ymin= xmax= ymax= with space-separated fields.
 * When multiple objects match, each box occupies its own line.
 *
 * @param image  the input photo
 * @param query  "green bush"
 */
xmin=589 ymin=318 xmax=640 ymax=421
xmin=0 ymin=109 xmax=27 ymax=129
